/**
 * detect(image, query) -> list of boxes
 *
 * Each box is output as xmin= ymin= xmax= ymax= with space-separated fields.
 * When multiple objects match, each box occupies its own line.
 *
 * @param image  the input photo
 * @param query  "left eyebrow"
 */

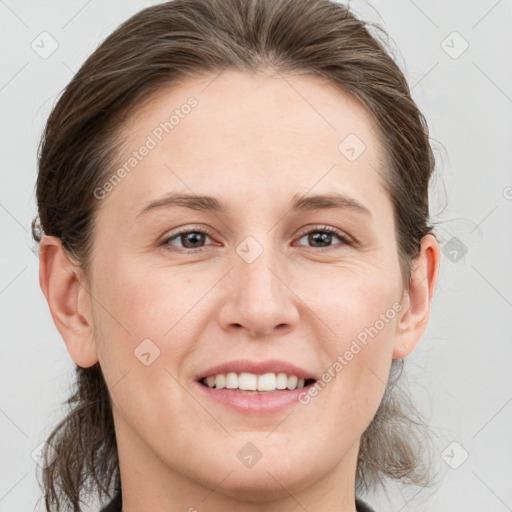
xmin=135 ymin=191 xmax=372 ymax=219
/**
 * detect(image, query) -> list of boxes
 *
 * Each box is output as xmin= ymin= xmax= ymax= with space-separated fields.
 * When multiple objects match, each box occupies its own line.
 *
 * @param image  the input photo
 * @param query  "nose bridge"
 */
xmin=222 ymin=234 xmax=298 ymax=336
xmin=236 ymin=236 xmax=283 ymax=307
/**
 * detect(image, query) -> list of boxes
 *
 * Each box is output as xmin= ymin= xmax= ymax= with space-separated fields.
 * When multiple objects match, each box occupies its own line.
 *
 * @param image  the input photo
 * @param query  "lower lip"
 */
xmin=194 ymin=381 xmax=315 ymax=416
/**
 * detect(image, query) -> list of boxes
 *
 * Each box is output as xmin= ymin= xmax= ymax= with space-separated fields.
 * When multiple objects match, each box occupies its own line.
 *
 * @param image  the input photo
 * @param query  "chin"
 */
xmin=203 ymin=468 xmax=313 ymax=503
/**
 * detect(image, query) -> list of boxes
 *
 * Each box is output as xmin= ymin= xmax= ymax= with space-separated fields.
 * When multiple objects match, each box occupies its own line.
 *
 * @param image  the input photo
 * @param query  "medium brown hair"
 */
xmin=32 ymin=0 xmax=440 ymax=510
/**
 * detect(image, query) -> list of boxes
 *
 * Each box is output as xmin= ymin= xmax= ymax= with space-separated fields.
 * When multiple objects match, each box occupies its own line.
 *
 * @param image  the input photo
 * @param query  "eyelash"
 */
xmin=160 ymin=225 xmax=354 ymax=253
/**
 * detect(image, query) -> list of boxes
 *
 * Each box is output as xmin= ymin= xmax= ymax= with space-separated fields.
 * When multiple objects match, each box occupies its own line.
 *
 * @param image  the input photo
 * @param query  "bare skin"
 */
xmin=38 ymin=69 xmax=439 ymax=512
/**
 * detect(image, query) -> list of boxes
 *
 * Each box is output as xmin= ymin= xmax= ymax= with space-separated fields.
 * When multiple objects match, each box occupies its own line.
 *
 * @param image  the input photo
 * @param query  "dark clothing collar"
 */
xmin=100 ymin=490 xmax=376 ymax=512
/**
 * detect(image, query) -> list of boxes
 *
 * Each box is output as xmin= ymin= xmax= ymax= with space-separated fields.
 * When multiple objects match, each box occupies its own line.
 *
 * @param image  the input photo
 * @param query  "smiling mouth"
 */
xmin=198 ymin=377 xmax=317 ymax=393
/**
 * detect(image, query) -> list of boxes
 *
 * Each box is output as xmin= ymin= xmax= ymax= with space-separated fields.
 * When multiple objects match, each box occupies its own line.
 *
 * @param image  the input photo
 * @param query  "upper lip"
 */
xmin=195 ymin=359 xmax=317 ymax=382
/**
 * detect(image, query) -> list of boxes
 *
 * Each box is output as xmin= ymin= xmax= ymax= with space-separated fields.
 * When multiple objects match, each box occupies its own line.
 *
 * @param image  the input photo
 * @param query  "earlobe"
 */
xmin=39 ymin=235 xmax=99 ymax=368
xmin=393 ymin=233 xmax=440 ymax=359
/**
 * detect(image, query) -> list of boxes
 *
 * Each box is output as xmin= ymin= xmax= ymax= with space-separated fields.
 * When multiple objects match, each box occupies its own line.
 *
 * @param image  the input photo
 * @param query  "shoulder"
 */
xmin=99 ymin=490 xmax=122 ymax=512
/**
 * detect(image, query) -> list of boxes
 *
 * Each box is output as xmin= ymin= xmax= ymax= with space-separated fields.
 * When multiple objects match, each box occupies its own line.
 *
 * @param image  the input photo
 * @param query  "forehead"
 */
xmin=101 ymin=69 xmax=388 ymax=222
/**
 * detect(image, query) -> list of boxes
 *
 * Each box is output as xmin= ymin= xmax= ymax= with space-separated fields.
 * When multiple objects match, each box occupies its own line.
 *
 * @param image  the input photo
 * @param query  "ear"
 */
xmin=393 ymin=233 xmax=440 ymax=359
xmin=38 ymin=235 xmax=98 ymax=368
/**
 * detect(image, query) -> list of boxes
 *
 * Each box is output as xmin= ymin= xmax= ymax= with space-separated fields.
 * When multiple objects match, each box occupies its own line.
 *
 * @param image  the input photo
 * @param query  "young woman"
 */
xmin=32 ymin=0 xmax=441 ymax=510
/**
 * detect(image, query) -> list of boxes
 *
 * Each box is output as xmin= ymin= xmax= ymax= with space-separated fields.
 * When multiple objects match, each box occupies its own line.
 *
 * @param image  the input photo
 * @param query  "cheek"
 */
xmin=94 ymin=254 xmax=188 ymax=334
xmin=91 ymin=254 xmax=215 ymax=383
xmin=309 ymin=261 xmax=401 ymax=407
xmin=90 ymin=260 xmax=197 ymax=429
xmin=318 ymin=260 xmax=401 ymax=347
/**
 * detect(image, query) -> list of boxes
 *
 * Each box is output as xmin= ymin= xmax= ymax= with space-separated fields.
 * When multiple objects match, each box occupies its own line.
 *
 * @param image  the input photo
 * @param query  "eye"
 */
xmin=160 ymin=225 xmax=353 ymax=253
xmin=295 ymin=225 xmax=353 ymax=249
xmin=161 ymin=227 xmax=215 ymax=252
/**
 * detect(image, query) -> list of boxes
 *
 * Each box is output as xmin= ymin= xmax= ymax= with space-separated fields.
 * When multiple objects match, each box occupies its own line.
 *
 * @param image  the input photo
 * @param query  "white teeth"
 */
xmin=215 ymin=374 xmax=225 ymax=389
xmin=257 ymin=372 xmax=276 ymax=391
xmin=239 ymin=372 xmax=257 ymax=390
xmin=276 ymin=372 xmax=288 ymax=389
xmin=287 ymin=375 xmax=298 ymax=390
xmin=201 ymin=372 xmax=311 ymax=391
xmin=225 ymin=372 xmax=238 ymax=389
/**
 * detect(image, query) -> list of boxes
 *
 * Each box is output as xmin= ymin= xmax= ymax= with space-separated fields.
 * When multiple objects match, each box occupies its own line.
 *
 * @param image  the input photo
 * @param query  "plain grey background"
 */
xmin=1 ymin=1 xmax=511 ymax=511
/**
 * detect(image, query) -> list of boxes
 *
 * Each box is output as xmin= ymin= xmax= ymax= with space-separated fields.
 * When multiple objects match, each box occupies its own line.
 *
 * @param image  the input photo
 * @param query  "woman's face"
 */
xmin=67 ymin=70 xmax=435 ymax=506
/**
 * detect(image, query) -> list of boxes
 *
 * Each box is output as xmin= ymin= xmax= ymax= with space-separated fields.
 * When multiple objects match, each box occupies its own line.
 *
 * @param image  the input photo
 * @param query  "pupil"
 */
xmin=310 ymin=232 xmax=330 ymax=247
xmin=182 ymin=232 xmax=204 ymax=248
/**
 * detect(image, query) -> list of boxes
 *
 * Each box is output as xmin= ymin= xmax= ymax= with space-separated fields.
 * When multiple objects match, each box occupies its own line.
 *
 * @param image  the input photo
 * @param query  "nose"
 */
xmin=217 ymin=245 xmax=300 ymax=338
